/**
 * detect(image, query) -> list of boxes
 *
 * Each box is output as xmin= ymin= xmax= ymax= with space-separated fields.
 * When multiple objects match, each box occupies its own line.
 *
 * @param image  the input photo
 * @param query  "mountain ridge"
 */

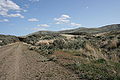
xmin=1 ymin=24 xmax=120 ymax=46
xmin=59 ymin=24 xmax=120 ymax=34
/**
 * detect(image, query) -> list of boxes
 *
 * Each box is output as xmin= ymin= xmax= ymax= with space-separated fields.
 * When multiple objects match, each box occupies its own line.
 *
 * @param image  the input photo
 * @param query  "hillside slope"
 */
xmin=60 ymin=24 xmax=120 ymax=34
xmin=19 ymin=24 xmax=120 ymax=80
xmin=0 ymin=34 xmax=19 ymax=46
xmin=0 ymin=24 xmax=120 ymax=80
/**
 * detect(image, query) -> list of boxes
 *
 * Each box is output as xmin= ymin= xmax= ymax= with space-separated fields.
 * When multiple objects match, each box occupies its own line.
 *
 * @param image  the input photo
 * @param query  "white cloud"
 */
xmin=70 ymin=23 xmax=81 ymax=27
xmin=28 ymin=18 xmax=39 ymax=22
xmin=0 ymin=19 xmax=9 ymax=22
xmin=61 ymin=15 xmax=71 ymax=19
xmin=54 ymin=14 xmax=71 ymax=24
xmin=7 ymin=13 xmax=24 ymax=18
xmin=0 ymin=0 xmax=24 ymax=18
xmin=54 ymin=14 xmax=81 ymax=27
xmin=55 ymin=19 xmax=70 ymax=24
xmin=32 ymin=28 xmax=47 ymax=31
xmin=61 ymin=27 xmax=74 ymax=30
xmin=37 ymin=24 xmax=49 ymax=27
xmin=32 ymin=23 xmax=49 ymax=31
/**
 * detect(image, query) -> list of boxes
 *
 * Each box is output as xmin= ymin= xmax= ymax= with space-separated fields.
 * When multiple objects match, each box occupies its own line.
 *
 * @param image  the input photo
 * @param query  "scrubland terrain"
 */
xmin=0 ymin=24 xmax=120 ymax=80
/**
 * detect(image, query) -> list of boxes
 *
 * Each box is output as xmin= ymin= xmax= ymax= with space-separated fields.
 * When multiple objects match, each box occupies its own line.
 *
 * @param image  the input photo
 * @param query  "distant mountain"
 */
xmin=100 ymin=24 xmax=120 ymax=31
xmin=1 ymin=24 xmax=120 ymax=46
xmin=23 ymin=24 xmax=120 ymax=37
xmin=60 ymin=24 xmax=120 ymax=34
xmin=17 ymin=24 xmax=120 ymax=44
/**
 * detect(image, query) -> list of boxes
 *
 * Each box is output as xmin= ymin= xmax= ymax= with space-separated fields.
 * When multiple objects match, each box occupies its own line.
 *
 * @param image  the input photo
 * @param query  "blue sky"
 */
xmin=0 ymin=0 xmax=120 ymax=36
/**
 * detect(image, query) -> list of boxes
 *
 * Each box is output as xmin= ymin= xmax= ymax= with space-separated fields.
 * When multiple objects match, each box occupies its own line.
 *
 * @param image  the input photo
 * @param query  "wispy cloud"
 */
xmin=32 ymin=28 xmax=47 ymax=31
xmin=54 ymin=14 xmax=71 ymax=24
xmin=70 ymin=23 xmax=81 ymax=27
xmin=28 ymin=18 xmax=39 ymax=22
xmin=32 ymin=24 xmax=49 ymax=31
xmin=0 ymin=0 xmax=24 ymax=18
xmin=37 ymin=24 xmax=49 ymax=27
xmin=54 ymin=14 xmax=81 ymax=27
xmin=7 ymin=13 xmax=24 ymax=18
xmin=0 ymin=19 xmax=9 ymax=22
xmin=60 ymin=27 xmax=74 ymax=30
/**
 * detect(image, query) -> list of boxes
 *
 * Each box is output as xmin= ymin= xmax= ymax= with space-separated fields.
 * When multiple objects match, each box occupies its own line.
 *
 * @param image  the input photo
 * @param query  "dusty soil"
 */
xmin=0 ymin=42 xmax=79 ymax=80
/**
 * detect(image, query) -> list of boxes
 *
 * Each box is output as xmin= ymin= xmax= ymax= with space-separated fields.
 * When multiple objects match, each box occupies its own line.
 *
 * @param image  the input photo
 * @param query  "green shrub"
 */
xmin=65 ymin=63 xmax=118 ymax=80
xmin=96 ymin=58 xmax=106 ymax=63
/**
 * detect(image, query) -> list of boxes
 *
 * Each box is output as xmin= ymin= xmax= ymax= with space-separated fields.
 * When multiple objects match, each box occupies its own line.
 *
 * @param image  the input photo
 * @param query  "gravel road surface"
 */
xmin=0 ymin=42 xmax=78 ymax=80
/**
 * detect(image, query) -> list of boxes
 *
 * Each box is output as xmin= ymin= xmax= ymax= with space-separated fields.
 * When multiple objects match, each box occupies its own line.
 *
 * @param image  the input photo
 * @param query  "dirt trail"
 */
xmin=0 ymin=42 xmax=79 ymax=80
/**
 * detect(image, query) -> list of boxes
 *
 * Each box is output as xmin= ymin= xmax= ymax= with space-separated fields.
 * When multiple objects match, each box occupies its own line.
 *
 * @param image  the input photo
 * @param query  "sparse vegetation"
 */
xmin=0 ymin=34 xmax=19 ymax=46
xmin=0 ymin=24 xmax=120 ymax=79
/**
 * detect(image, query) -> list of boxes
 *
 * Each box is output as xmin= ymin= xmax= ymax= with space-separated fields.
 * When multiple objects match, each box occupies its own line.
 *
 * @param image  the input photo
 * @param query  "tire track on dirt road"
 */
xmin=0 ymin=42 xmax=79 ymax=80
